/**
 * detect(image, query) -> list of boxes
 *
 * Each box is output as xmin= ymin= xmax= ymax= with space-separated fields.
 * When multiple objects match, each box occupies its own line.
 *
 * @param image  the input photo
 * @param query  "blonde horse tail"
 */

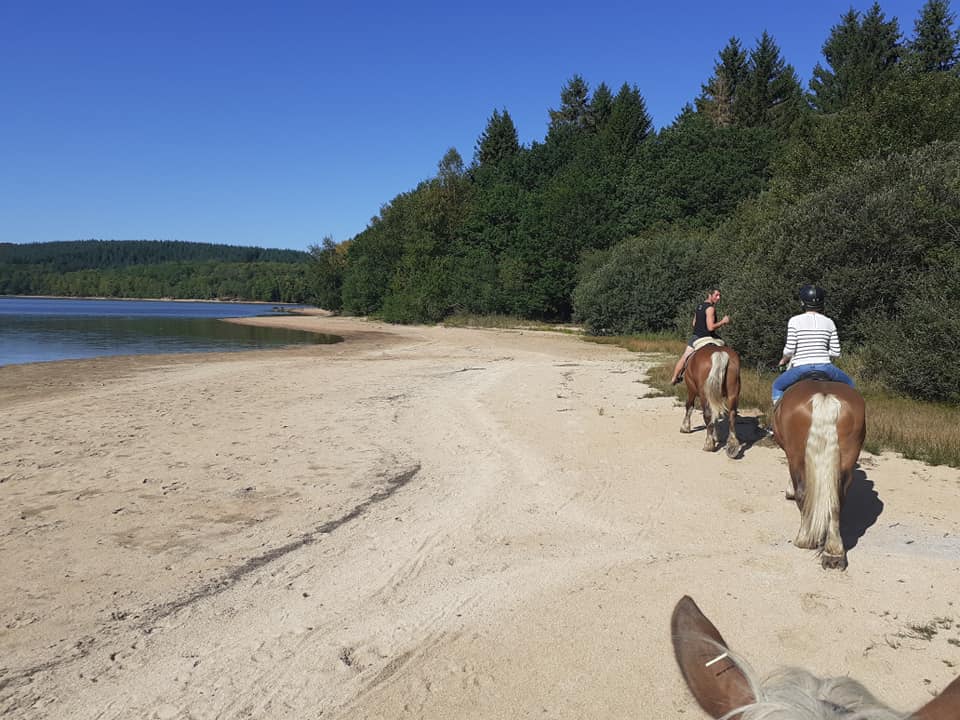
xmin=704 ymin=351 xmax=729 ymax=420
xmin=798 ymin=393 xmax=842 ymax=549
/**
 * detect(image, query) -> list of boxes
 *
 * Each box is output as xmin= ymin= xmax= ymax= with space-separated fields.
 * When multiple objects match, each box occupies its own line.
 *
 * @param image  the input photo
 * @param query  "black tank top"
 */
xmin=692 ymin=301 xmax=717 ymax=338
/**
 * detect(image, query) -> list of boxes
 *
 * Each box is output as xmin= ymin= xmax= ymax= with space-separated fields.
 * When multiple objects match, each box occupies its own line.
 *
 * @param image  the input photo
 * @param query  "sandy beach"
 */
xmin=1 ymin=315 xmax=958 ymax=719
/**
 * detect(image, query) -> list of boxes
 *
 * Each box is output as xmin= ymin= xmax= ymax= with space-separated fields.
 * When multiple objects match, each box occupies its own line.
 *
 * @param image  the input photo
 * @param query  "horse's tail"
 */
xmin=798 ymin=393 xmax=842 ymax=549
xmin=703 ymin=351 xmax=729 ymax=420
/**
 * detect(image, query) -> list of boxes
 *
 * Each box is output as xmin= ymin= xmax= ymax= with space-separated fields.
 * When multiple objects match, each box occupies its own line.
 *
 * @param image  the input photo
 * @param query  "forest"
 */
xmin=0 ymin=240 xmax=315 ymax=303
xmin=4 ymin=3 xmax=958 ymax=405
xmin=310 ymin=1 xmax=960 ymax=404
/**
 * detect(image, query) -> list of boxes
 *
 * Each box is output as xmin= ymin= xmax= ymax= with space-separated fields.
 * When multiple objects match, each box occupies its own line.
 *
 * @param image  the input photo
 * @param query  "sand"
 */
xmin=1 ymin=315 xmax=958 ymax=719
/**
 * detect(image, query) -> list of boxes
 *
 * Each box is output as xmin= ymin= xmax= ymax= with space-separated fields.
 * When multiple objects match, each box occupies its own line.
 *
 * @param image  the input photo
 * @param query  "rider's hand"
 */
xmin=778 ymin=363 xmax=787 ymax=374
xmin=721 ymin=315 xmax=730 ymax=325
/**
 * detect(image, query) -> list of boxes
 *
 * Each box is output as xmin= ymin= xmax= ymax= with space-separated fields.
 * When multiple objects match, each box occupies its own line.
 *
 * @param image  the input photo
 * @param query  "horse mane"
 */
xmin=722 ymin=662 xmax=906 ymax=720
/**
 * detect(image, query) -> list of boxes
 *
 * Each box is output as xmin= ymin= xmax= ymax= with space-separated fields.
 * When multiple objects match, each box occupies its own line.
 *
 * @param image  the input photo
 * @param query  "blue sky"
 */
xmin=0 ymin=1 xmax=939 ymax=251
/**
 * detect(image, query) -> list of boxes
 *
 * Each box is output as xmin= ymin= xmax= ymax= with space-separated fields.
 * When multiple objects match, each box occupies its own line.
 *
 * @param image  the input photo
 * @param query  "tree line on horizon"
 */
xmin=0 ymin=239 xmax=315 ymax=303
xmin=310 ymin=0 xmax=960 ymax=403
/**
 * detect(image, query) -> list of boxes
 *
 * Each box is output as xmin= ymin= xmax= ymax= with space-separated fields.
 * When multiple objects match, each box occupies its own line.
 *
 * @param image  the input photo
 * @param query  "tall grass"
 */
xmin=589 ymin=335 xmax=960 ymax=468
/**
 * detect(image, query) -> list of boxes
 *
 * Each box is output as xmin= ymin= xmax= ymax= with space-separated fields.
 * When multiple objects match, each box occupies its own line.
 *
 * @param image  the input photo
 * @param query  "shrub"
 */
xmin=573 ymin=231 xmax=706 ymax=335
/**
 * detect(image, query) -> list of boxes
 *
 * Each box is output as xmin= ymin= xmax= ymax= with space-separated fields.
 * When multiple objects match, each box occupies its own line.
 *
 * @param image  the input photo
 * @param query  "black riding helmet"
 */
xmin=799 ymin=284 xmax=825 ymax=310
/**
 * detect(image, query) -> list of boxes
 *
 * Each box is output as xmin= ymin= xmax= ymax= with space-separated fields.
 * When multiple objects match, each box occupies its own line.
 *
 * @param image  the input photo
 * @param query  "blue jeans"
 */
xmin=771 ymin=363 xmax=855 ymax=404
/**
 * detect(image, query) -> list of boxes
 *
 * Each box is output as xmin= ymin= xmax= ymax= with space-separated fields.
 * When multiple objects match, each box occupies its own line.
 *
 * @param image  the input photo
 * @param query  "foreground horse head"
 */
xmin=672 ymin=595 xmax=960 ymax=719
xmin=772 ymin=380 xmax=865 ymax=570
xmin=680 ymin=345 xmax=743 ymax=458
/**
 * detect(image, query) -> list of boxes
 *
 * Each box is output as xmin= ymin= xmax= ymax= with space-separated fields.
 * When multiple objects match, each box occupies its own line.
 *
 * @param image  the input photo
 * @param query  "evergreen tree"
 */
xmin=737 ymin=31 xmax=803 ymax=130
xmin=907 ymin=0 xmax=959 ymax=72
xmin=548 ymin=74 xmax=591 ymax=131
xmin=601 ymin=83 xmax=653 ymax=157
xmin=809 ymin=3 xmax=902 ymax=112
xmin=589 ymin=82 xmax=614 ymax=129
xmin=696 ymin=37 xmax=749 ymax=127
xmin=474 ymin=109 xmax=520 ymax=167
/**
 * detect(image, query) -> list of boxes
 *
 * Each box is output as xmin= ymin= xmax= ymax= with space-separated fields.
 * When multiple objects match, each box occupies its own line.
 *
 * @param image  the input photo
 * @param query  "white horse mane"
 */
xmin=723 ymin=662 xmax=906 ymax=720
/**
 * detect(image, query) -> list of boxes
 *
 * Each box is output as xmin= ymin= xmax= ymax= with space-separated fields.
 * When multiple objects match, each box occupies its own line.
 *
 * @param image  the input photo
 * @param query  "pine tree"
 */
xmin=736 ymin=31 xmax=803 ymax=129
xmin=549 ymin=74 xmax=592 ymax=131
xmin=908 ymin=0 xmax=959 ymax=72
xmin=474 ymin=109 xmax=520 ymax=167
xmin=602 ymin=83 xmax=653 ymax=156
xmin=589 ymin=82 xmax=614 ymax=129
xmin=809 ymin=3 xmax=902 ymax=112
xmin=696 ymin=37 xmax=749 ymax=127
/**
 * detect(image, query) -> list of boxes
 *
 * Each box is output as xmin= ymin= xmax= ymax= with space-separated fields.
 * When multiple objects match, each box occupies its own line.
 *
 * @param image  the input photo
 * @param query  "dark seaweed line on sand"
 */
xmin=0 ymin=463 xmax=420 ymax=696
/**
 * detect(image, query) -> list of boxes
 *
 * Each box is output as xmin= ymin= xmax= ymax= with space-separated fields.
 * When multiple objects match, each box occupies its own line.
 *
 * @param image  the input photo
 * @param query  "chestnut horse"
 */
xmin=771 ymin=379 xmax=866 ymax=570
xmin=680 ymin=344 xmax=743 ymax=458
xmin=672 ymin=595 xmax=960 ymax=719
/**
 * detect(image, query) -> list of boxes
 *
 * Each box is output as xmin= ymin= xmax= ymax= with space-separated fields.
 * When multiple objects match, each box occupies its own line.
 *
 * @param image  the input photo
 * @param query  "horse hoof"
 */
xmin=679 ymin=426 xmax=692 ymax=434
xmin=821 ymin=553 xmax=848 ymax=571
xmin=725 ymin=444 xmax=742 ymax=459
xmin=785 ymin=488 xmax=796 ymax=500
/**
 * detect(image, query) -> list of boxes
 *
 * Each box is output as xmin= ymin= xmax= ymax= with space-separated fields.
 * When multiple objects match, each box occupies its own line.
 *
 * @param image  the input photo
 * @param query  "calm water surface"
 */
xmin=0 ymin=297 xmax=340 ymax=366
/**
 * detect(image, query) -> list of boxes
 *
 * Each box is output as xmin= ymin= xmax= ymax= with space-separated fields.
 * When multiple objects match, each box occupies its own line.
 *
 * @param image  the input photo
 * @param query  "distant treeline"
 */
xmin=310 ymin=1 xmax=960 ymax=403
xmin=0 ymin=240 xmax=316 ymax=303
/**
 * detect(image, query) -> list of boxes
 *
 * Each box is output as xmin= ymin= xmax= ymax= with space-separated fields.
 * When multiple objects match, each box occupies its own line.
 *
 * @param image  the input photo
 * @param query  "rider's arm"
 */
xmin=779 ymin=322 xmax=797 ymax=367
xmin=705 ymin=306 xmax=728 ymax=331
xmin=829 ymin=328 xmax=841 ymax=358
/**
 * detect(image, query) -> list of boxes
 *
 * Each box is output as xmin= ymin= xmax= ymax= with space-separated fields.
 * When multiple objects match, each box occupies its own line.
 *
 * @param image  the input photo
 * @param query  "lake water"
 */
xmin=0 ymin=297 xmax=340 ymax=366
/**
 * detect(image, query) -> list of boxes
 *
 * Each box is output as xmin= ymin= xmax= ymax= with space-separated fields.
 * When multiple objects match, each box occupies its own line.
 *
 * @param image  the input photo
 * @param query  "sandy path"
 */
xmin=1 ymin=316 xmax=958 ymax=718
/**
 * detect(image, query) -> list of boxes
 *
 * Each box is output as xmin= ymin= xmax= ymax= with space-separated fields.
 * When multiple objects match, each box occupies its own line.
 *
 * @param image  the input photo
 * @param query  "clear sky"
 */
xmin=0 ymin=0 xmax=938 ymax=251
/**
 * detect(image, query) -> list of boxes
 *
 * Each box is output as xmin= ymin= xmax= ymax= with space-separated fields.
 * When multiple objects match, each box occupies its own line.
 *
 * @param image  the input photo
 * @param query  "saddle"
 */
xmin=692 ymin=337 xmax=725 ymax=350
xmin=781 ymin=369 xmax=835 ymax=397
xmin=677 ymin=338 xmax=726 ymax=382
xmin=799 ymin=370 xmax=833 ymax=382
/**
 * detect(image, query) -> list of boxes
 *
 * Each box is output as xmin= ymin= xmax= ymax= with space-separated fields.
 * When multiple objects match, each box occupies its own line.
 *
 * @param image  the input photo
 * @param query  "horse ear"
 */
xmin=672 ymin=596 xmax=755 ymax=719
xmin=912 ymin=674 xmax=960 ymax=719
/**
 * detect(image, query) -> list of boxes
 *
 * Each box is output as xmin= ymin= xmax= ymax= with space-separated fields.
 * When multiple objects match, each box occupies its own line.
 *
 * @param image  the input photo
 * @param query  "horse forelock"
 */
xmin=732 ymin=668 xmax=905 ymax=720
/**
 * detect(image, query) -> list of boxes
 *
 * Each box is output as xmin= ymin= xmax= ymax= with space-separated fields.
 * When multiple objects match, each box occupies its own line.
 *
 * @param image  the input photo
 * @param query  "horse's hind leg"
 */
xmin=821 ymin=516 xmax=847 ymax=570
xmin=723 ymin=374 xmax=743 ymax=458
xmin=701 ymin=399 xmax=718 ymax=451
xmin=822 ymin=465 xmax=853 ymax=570
xmin=680 ymin=389 xmax=695 ymax=433
xmin=724 ymin=408 xmax=742 ymax=458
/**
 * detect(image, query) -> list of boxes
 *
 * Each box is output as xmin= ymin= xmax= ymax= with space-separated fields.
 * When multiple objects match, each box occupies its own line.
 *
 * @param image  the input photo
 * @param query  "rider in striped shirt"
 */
xmin=771 ymin=285 xmax=855 ymax=404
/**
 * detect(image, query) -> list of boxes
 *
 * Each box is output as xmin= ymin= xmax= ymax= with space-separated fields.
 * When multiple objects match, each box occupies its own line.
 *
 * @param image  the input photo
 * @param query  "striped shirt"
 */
xmin=783 ymin=312 xmax=841 ymax=366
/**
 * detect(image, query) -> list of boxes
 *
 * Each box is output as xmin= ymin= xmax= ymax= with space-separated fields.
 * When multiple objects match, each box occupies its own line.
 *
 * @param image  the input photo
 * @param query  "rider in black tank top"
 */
xmin=669 ymin=289 xmax=730 ymax=384
xmin=692 ymin=301 xmax=718 ymax=340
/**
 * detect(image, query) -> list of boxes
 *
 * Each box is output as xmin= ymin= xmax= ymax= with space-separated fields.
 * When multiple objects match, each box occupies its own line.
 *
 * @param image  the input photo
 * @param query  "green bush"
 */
xmin=715 ymin=141 xmax=960 ymax=400
xmin=572 ymin=231 xmax=705 ymax=335
xmin=860 ymin=254 xmax=960 ymax=402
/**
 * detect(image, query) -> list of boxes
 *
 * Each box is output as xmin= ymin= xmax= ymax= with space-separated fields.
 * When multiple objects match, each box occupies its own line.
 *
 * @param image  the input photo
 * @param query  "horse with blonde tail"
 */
xmin=772 ymin=379 xmax=866 ymax=570
xmin=679 ymin=344 xmax=743 ymax=458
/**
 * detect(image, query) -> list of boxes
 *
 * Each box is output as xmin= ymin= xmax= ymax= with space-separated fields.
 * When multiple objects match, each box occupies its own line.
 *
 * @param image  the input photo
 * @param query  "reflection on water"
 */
xmin=0 ymin=298 xmax=340 ymax=366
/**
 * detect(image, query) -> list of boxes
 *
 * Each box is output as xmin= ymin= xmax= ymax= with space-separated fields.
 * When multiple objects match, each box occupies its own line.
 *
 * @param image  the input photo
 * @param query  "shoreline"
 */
xmin=0 ymin=299 xmax=340 ymax=375
xmin=0 ymin=293 xmax=318 ymax=306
